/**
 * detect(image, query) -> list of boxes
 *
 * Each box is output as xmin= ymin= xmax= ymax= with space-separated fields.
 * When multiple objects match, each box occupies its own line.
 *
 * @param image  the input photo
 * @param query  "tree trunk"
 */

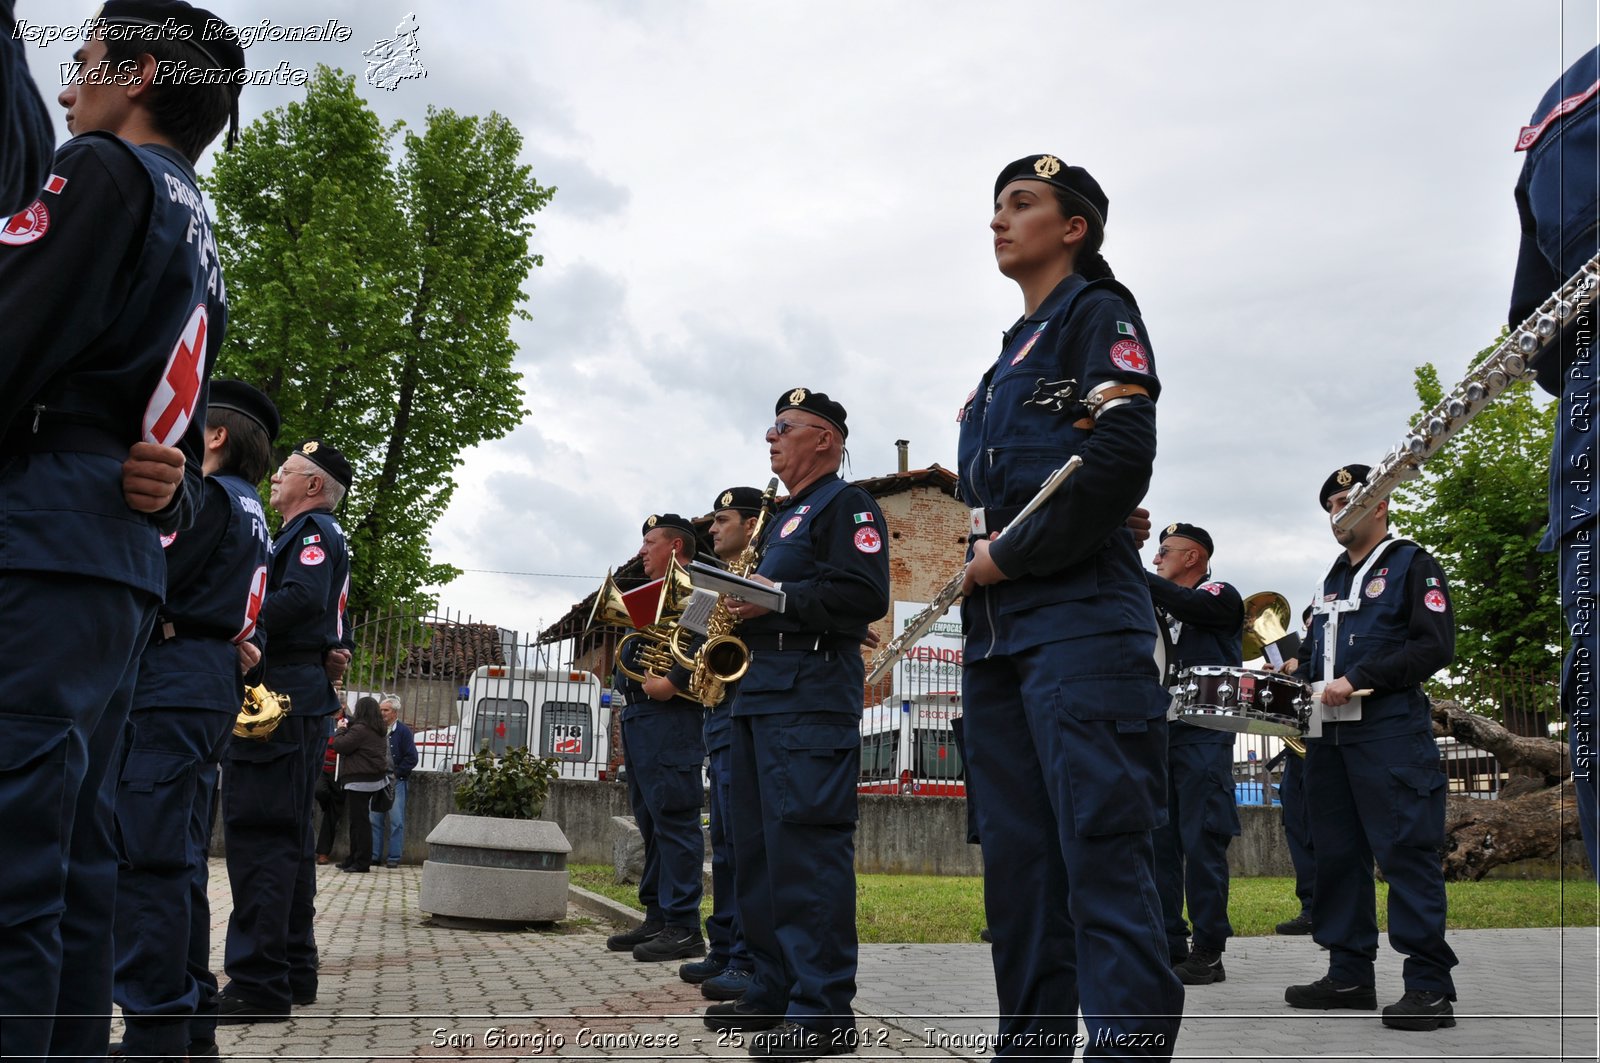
xmin=1429 ymin=699 xmax=1584 ymax=879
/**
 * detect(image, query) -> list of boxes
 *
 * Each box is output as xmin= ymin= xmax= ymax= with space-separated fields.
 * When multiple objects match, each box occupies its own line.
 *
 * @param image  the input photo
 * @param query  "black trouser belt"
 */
xmin=1 ymin=422 xmax=128 ymax=462
xmin=742 ymin=632 xmax=860 ymax=653
xmin=270 ymin=648 xmax=327 ymax=667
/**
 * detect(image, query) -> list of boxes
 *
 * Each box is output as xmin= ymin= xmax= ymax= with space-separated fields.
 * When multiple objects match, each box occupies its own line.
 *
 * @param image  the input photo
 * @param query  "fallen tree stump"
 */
xmin=1429 ymin=699 xmax=1584 ymax=879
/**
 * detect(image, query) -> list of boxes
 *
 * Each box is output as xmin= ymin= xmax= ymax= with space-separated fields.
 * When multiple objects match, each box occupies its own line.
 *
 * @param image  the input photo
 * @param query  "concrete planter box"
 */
xmin=419 ymin=813 xmax=571 ymax=923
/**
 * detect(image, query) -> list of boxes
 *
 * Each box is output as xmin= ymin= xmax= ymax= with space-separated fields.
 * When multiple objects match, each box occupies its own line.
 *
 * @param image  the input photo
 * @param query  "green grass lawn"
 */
xmin=570 ymin=865 xmax=1600 ymax=944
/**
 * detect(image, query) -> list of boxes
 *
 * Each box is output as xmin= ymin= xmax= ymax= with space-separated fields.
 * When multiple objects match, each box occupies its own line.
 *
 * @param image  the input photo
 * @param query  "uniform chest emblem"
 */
xmin=779 ymin=515 xmax=803 ymax=539
xmin=1364 ymin=577 xmax=1386 ymax=599
xmin=854 ymin=526 xmax=882 ymax=554
xmin=1022 ymin=378 xmax=1079 ymax=413
xmin=0 ymin=200 xmax=50 ymax=246
xmin=300 ymin=545 xmax=327 ymax=566
xmin=160 ymin=532 xmax=178 ymax=548
xmin=1010 ymin=322 xmax=1048 ymax=366
xmin=1109 ymin=339 xmax=1150 ymax=374
xmin=1424 ymin=589 xmax=1448 ymax=613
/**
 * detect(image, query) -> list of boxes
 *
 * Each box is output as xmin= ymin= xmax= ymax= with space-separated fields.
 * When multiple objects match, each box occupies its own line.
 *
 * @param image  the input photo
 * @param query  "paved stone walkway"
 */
xmin=127 ymin=861 xmax=1600 ymax=1061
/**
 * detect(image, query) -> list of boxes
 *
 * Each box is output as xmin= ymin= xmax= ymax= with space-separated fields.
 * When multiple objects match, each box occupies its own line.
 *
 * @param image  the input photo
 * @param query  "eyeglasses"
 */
xmin=276 ymin=464 xmax=319 ymax=479
xmin=768 ymin=419 xmax=825 ymax=437
xmin=1154 ymin=545 xmax=1193 ymax=559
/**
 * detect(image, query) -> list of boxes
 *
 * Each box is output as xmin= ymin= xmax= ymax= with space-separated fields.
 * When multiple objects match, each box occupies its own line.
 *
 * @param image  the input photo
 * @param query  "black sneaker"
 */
xmin=1174 ymin=946 xmax=1225 ymax=986
xmin=1276 ymin=911 xmax=1314 ymax=935
xmin=633 ymin=925 xmax=705 ymax=962
xmin=605 ymin=919 xmax=663 ymax=952
xmin=703 ymin=999 xmax=782 ymax=1032
xmin=749 ymin=1021 xmax=854 ymax=1060
xmin=679 ymin=956 xmax=727 ymax=984
xmin=1284 ymin=976 xmax=1377 ymax=1010
xmin=701 ymin=966 xmax=754 ymax=1001
xmin=1382 ymin=990 xmax=1456 ymax=1031
xmin=215 ymin=993 xmax=290 ymax=1025
xmin=979 ymin=927 xmax=993 ymax=943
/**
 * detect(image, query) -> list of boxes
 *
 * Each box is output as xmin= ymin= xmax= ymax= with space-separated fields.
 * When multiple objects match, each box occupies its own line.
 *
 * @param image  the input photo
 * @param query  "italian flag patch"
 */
xmin=853 ymin=512 xmax=874 ymax=524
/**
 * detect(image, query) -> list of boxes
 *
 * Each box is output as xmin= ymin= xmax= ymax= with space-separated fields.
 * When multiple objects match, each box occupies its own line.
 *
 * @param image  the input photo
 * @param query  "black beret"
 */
xmin=994 ymin=155 xmax=1108 ymax=229
xmin=713 ymin=486 xmax=763 ymax=517
xmin=1319 ymin=464 xmax=1371 ymax=511
xmin=96 ymin=1 xmax=246 ymax=84
xmin=642 ymin=513 xmax=698 ymax=556
xmin=292 ymin=439 xmax=352 ymax=490
xmin=1159 ymin=522 xmax=1214 ymax=557
xmin=775 ymin=387 xmax=848 ymax=440
xmin=207 ymin=379 xmax=279 ymax=443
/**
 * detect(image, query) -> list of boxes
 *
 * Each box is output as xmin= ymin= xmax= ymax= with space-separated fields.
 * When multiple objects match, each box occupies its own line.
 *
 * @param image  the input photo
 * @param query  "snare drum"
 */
xmin=1173 ymin=665 xmax=1309 ymax=738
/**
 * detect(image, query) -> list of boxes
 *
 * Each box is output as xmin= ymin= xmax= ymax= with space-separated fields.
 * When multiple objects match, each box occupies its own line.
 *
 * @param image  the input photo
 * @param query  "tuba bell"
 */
xmin=611 ymin=556 xmax=698 ymax=683
xmin=1241 ymin=591 xmax=1298 ymax=666
xmin=236 ymin=683 xmax=291 ymax=740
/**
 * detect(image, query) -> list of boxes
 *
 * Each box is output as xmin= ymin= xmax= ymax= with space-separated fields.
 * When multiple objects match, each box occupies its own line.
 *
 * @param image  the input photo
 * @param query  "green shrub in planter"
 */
xmin=453 ymin=745 xmax=561 ymax=820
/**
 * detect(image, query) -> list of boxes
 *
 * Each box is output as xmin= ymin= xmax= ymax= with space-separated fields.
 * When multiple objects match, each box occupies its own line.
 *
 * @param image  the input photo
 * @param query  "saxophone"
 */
xmin=671 ymin=478 xmax=780 ymax=707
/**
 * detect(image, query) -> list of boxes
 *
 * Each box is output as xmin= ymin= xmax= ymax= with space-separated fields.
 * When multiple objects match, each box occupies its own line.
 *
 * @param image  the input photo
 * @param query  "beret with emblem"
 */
xmin=293 ymin=439 xmax=352 ymax=490
xmin=641 ymin=513 xmax=699 ymax=556
xmin=775 ymin=387 xmax=848 ymax=440
xmin=994 ymin=155 xmax=1109 ymax=229
xmin=96 ymin=0 xmax=246 ymax=79
xmin=713 ymin=486 xmax=763 ymax=517
xmin=1319 ymin=464 xmax=1371 ymax=511
xmin=1159 ymin=521 xmax=1214 ymax=557
xmin=96 ymin=0 xmax=246 ymax=146
xmin=207 ymin=380 xmax=279 ymax=443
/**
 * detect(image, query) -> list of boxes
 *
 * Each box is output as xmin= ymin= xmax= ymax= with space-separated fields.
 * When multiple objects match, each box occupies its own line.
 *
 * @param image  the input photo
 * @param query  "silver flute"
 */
xmin=1333 ymin=253 xmax=1599 ymax=533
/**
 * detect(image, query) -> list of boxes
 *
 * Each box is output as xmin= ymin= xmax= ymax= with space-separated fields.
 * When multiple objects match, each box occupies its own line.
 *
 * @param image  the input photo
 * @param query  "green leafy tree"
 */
xmin=1391 ymin=339 xmax=1560 ymax=727
xmin=206 ymin=66 xmax=554 ymax=618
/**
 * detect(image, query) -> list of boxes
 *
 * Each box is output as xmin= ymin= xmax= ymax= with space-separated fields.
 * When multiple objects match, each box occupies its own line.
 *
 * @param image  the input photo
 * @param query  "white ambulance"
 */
xmin=413 ymin=665 xmax=609 ymax=779
xmin=859 ymin=690 xmax=966 ymax=796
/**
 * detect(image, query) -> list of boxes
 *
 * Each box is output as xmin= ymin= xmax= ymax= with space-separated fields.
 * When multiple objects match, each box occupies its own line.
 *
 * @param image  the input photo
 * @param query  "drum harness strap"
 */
xmin=1310 ymin=536 xmax=1413 ymax=687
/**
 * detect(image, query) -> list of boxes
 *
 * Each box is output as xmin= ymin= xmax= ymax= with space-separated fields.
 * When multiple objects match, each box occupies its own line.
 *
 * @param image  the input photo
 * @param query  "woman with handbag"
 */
xmin=331 ymin=696 xmax=389 ymax=873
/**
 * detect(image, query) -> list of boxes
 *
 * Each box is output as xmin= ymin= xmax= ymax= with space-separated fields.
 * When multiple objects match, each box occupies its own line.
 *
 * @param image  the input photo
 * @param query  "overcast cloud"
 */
xmin=21 ymin=1 xmax=1598 ymax=636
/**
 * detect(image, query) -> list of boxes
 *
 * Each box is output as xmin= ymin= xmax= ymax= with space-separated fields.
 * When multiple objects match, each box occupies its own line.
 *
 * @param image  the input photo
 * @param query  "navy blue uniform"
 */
xmin=1295 ymin=536 xmax=1457 ymax=997
xmin=957 ymin=273 xmax=1182 ymax=1056
xmin=1509 ymin=45 xmax=1599 ymax=876
xmin=730 ymin=473 xmax=889 ymax=1037
xmin=1146 ymin=574 xmax=1243 ymax=962
xmin=0 ymin=0 xmax=52 ymax=216
xmin=221 ymin=507 xmax=350 ymax=1012
xmin=115 ymin=474 xmax=269 ymax=1059
xmin=703 ymin=685 xmax=751 ymax=974
xmin=1279 ymin=751 xmax=1315 ymax=917
xmin=0 ymin=133 xmax=224 ymax=1062
xmin=616 ymin=637 xmax=706 ymax=931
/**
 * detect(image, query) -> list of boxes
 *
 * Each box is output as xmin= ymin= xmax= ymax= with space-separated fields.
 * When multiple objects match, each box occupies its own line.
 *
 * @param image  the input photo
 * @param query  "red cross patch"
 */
xmin=854 ymin=526 xmax=882 ymax=554
xmin=300 ymin=545 xmax=326 ymax=566
xmin=142 ymin=303 xmax=207 ymax=445
xmin=1424 ymin=589 xmax=1448 ymax=613
xmin=1109 ymin=339 xmax=1150 ymax=374
xmin=233 ymin=565 xmax=268 ymax=642
xmin=0 ymin=200 xmax=50 ymax=246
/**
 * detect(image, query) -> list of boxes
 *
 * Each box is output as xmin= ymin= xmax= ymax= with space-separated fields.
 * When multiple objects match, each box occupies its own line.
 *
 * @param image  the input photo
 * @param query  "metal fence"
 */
xmin=352 ymin=610 xmax=1539 ymax=800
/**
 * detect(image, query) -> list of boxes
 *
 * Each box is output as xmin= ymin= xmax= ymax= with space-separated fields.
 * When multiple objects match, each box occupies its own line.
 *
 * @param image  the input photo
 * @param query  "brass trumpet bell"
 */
xmin=1242 ymin=591 xmax=1293 ymax=663
xmin=587 ymin=570 xmax=634 ymax=631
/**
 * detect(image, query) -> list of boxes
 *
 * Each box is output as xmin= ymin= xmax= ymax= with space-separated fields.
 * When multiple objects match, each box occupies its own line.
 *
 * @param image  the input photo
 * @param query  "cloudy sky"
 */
xmin=22 ymin=1 xmax=1599 ymax=639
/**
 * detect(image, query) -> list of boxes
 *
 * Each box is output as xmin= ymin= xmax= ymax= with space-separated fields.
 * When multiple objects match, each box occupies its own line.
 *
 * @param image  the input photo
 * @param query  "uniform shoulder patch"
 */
xmin=0 ymin=199 xmax=50 ymax=246
xmin=854 ymin=526 xmax=882 ymax=554
xmin=1199 ymin=581 xmax=1224 ymax=596
xmin=1424 ymin=588 xmax=1448 ymax=613
xmin=300 ymin=545 xmax=327 ymax=566
xmin=1109 ymin=338 xmax=1150 ymax=374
